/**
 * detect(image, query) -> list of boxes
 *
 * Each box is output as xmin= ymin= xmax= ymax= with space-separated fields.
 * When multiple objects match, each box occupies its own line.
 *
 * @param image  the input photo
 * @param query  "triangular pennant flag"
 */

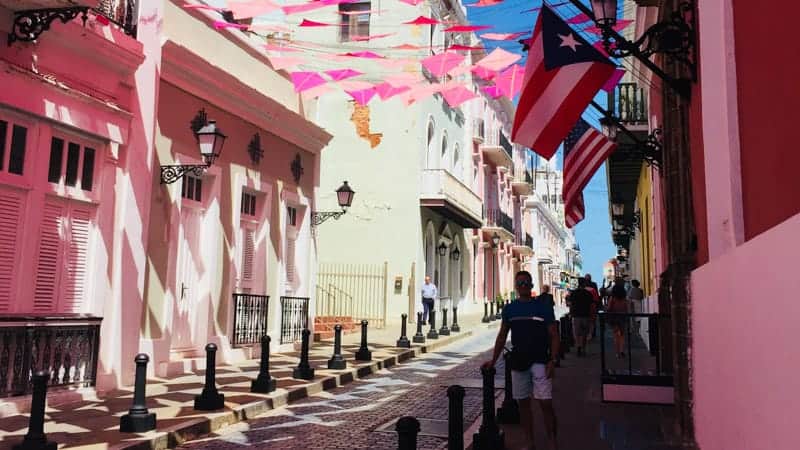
xmin=182 ymin=3 xmax=224 ymax=11
xmin=385 ymin=72 xmax=424 ymax=87
xmin=404 ymin=16 xmax=440 ymax=25
xmin=495 ymin=64 xmax=525 ymax=98
xmin=213 ymin=21 xmax=249 ymax=30
xmin=393 ymin=43 xmax=425 ymax=50
xmin=475 ymin=47 xmax=521 ymax=72
xmin=375 ymin=82 xmax=411 ymax=100
xmin=263 ymin=44 xmax=300 ymax=53
xmin=290 ymin=72 xmax=327 ymax=93
xmin=302 ymin=84 xmax=334 ymax=100
xmin=267 ymin=55 xmax=305 ymax=71
xmin=441 ymin=85 xmax=478 ymax=108
xmin=471 ymin=64 xmax=497 ymax=81
xmin=346 ymin=87 xmax=377 ymax=106
xmin=481 ymin=32 xmax=527 ymax=41
xmin=351 ymin=32 xmax=396 ymax=41
xmin=229 ymin=0 xmax=279 ymax=19
xmin=567 ymin=13 xmax=591 ymax=24
xmin=481 ymin=85 xmax=504 ymax=99
xmin=282 ymin=3 xmax=327 ymax=15
xmin=399 ymin=0 xmax=425 ymax=5
xmin=448 ymin=44 xmax=484 ymax=51
xmin=325 ymin=68 xmax=363 ymax=81
xmin=340 ymin=51 xmax=385 ymax=59
xmin=299 ymin=19 xmax=333 ymax=27
xmin=444 ymin=25 xmax=492 ymax=32
xmin=338 ymin=80 xmax=374 ymax=91
xmin=422 ymin=52 xmax=465 ymax=77
xmin=470 ymin=0 xmax=503 ymax=7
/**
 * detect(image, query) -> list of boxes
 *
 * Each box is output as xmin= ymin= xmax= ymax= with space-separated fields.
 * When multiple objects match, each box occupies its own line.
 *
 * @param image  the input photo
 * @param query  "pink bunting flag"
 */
xmin=475 ymin=47 xmax=521 ymax=72
xmin=339 ymin=8 xmax=386 ymax=15
xmin=399 ymin=0 xmax=425 ymax=5
xmin=470 ymin=0 xmax=503 ymax=8
xmin=325 ymin=68 xmax=363 ymax=81
xmin=522 ymin=1 xmax=568 ymax=13
xmin=404 ymin=16 xmax=441 ymax=25
xmin=567 ymin=13 xmax=591 ymax=24
xmin=447 ymin=65 xmax=473 ymax=77
xmin=229 ymin=0 xmax=279 ymax=19
xmin=444 ymin=25 xmax=492 ymax=33
xmin=213 ymin=21 xmax=249 ymax=30
xmin=290 ymin=72 xmax=327 ymax=93
xmin=378 ymin=58 xmax=417 ymax=69
xmin=183 ymin=3 xmax=224 ymax=11
xmin=267 ymin=55 xmax=305 ymax=71
xmin=375 ymin=82 xmax=411 ymax=100
xmin=448 ymin=44 xmax=484 ymax=51
xmin=602 ymin=69 xmax=626 ymax=92
xmin=282 ymin=3 xmax=327 ymax=15
xmin=351 ymin=32 xmax=396 ymax=42
xmin=422 ymin=52 xmax=465 ymax=77
xmin=471 ymin=64 xmax=497 ymax=81
xmin=593 ymin=41 xmax=610 ymax=58
xmin=441 ymin=85 xmax=478 ymax=108
xmin=340 ymin=51 xmax=385 ymax=59
xmin=481 ymin=85 xmax=504 ymax=99
xmin=346 ymin=88 xmax=377 ymax=106
xmin=385 ymin=72 xmax=423 ymax=87
xmin=298 ymin=19 xmax=333 ymax=27
xmin=393 ymin=43 xmax=425 ymax=50
xmin=481 ymin=32 xmax=527 ymax=41
xmin=249 ymin=23 xmax=291 ymax=32
xmin=338 ymin=80 xmax=374 ymax=92
xmin=302 ymin=84 xmax=334 ymax=100
xmin=263 ymin=44 xmax=300 ymax=53
xmin=494 ymin=64 xmax=524 ymax=98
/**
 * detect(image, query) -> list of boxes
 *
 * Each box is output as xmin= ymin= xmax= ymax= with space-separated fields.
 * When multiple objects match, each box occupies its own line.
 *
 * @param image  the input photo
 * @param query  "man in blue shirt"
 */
xmin=420 ymin=276 xmax=438 ymax=325
xmin=483 ymin=271 xmax=560 ymax=450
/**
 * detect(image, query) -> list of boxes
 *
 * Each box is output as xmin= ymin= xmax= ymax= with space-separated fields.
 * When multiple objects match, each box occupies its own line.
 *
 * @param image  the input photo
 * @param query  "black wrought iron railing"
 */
xmin=484 ymin=207 xmax=513 ymax=234
xmin=598 ymin=312 xmax=672 ymax=380
xmin=95 ymin=0 xmax=138 ymax=38
xmin=513 ymin=232 xmax=534 ymax=249
xmin=499 ymin=132 xmax=513 ymax=159
xmin=0 ymin=314 xmax=102 ymax=398
xmin=232 ymin=294 xmax=269 ymax=347
xmin=280 ymin=296 xmax=310 ymax=344
xmin=610 ymin=82 xmax=648 ymax=125
xmin=525 ymin=233 xmax=533 ymax=248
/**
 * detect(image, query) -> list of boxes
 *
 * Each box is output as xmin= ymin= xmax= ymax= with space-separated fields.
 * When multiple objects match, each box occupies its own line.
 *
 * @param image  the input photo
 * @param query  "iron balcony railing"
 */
xmin=513 ymin=232 xmax=534 ymax=249
xmin=473 ymin=119 xmax=485 ymax=140
xmin=499 ymin=133 xmax=513 ymax=160
xmin=609 ymin=82 xmax=648 ymax=125
xmin=484 ymin=207 xmax=514 ymax=234
xmin=280 ymin=296 xmax=310 ymax=344
xmin=0 ymin=314 xmax=102 ymax=398
xmin=231 ymin=293 xmax=269 ymax=346
xmin=95 ymin=0 xmax=138 ymax=38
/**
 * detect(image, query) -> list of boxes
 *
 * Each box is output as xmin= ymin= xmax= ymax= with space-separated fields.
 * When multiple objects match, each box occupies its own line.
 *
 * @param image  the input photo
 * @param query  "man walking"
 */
xmin=537 ymin=284 xmax=555 ymax=308
xmin=420 ymin=275 xmax=437 ymax=325
xmin=628 ymin=279 xmax=645 ymax=333
xmin=483 ymin=271 xmax=560 ymax=450
xmin=566 ymin=278 xmax=594 ymax=356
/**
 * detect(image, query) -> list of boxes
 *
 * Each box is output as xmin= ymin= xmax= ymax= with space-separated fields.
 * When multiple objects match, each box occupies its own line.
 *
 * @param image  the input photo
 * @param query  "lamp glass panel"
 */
xmin=590 ymin=0 xmax=618 ymax=26
xmin=198 ymin=132 xmax=215 ymax=158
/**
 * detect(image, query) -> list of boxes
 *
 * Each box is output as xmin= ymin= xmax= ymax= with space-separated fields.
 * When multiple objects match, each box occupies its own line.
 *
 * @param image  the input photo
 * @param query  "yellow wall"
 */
xmin=636 ymin=164 xmax=655 ymax=296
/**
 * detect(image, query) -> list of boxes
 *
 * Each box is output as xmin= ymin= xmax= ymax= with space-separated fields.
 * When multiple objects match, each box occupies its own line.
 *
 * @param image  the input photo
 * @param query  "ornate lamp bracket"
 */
xmin=8 ymin=7 xmax=90 ymax=46
xmin=160 ymin=164 xmax=209 ymax=185
xmin=311 ymin=211 xmax=346 ymax=227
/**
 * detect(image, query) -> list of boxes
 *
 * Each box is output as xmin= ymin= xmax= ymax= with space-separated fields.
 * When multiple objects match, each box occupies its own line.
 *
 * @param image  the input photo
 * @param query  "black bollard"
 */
xmin=251 ymin=335 xmax=277 ymax=393
xmin=489 ymin=301 xmax=495 ymax=321
xmin=327 ymin=324 xmax=347 ymax=369
xmin=472 ymin=366 xmax=504 ymax=450
xmin=396 ymin=416 xmax=421 ymax=450
xmin=194 ymin=343 xmax=225 ymax=410
xmin=451 ymin=306 xmax=461 ymax=332
xmin=120 ymin=354 xmax=157 ymax=432
xmin=448 ymin=385 xmax=466 ymax=450
xmin=439 ymin=306 xmax=451 ymax=336
xmin=355 ymin=320 xmax=372 ymax=361
xmin=293 ymin=329 xmax=316 ymax=380
xmin=13 ymin=371 xmax=56 ymax=450
xmin=482 ymin=303 xmax=490 ymax=323
xmin=496 ymin=352 xmax=520 ymax=424
xmin=495 ymin=301 xmax=502 ymax=320
xmin=397 ymin=314 xmax=411 ymax=348
xmin=426 ymin=309 xmax=439 ymax=339
xmin=412 ymin=312 xmax=426 ymax=343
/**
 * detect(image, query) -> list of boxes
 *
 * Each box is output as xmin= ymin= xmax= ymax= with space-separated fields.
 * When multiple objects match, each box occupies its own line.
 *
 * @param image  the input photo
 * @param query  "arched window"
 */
xmin=426 ymin=119 xmax=436 ymax=169
xmin=441 ymin=132 xmax=448 ymax=169
xmin=453 ymin=143 xmax=461 ymax=178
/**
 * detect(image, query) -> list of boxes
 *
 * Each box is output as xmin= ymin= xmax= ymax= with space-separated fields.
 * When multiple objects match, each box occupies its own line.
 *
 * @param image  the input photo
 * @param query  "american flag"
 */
xmin=563 ymin=118 xmax=617 ymax=228
xmin=511 ymin=6 xmax=616 ymax=160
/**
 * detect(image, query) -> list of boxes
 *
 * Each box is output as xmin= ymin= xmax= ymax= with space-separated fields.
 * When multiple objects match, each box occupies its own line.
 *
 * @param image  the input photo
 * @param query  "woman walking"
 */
xmin=607 ymin=284 xmax=629 ymax=359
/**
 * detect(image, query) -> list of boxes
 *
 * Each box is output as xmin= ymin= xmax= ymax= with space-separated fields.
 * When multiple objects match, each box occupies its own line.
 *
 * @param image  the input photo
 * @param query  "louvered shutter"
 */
xmin=0 ymin=189 xmax=24 ymax=311
xmin=63 ymin=206 xmax=91 ymax=311
xmin=34 ymin=199 xmax=66 ymax=312
xmin=241 ymin=227 xmax=255 ymax=282
xmin=286 ymin=237 xmax=296 ymax=287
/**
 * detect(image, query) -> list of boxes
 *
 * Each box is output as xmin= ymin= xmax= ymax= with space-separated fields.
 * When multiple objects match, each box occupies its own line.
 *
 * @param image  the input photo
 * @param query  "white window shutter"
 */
xmin=0 ymin=190 xmax=24 ymax=311
xmin=286 ymin=237 xmax=296 ymax=286
xmin=242 ymin=227 xmax=255 ymax=282
xmin=63 ymin=206 xmax=91 ymax=312
xmin=34 ymin=200 xmax=65 ymax=312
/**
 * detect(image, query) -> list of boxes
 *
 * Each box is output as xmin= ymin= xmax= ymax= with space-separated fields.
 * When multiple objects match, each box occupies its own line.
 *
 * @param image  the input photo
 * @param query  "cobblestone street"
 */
xmin=176 ymin=330 xmax=498 ymax=450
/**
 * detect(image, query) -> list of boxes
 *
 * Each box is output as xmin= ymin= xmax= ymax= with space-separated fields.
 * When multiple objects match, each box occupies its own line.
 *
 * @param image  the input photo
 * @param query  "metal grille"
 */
xmin=280 ymin=296 xmax=309 ymax=344
xmin=316 ymin=261 xmax=388 ymax=328
xmin=232 ymin=294 xmax=269 ymax=346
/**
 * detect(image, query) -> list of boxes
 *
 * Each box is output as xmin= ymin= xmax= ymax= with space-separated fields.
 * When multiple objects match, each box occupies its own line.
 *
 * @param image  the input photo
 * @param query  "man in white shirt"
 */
xmin=420 ymin=276 xmax=438 ymax=325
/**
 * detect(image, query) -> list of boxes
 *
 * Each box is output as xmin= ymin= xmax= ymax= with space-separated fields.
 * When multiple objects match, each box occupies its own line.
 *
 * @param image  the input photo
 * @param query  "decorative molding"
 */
xmin=290 ymin=153 xmax=303 ymax=184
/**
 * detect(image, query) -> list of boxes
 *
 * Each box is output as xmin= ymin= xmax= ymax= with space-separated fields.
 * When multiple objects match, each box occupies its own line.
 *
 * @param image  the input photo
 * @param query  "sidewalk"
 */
xmin=0 ymin=313 xmax=487 ymax=450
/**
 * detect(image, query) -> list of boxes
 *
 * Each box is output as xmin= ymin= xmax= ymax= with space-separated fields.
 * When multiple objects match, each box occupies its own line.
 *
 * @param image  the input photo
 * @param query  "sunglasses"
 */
xmin=516 ymin=280 xmax=532 ymax=287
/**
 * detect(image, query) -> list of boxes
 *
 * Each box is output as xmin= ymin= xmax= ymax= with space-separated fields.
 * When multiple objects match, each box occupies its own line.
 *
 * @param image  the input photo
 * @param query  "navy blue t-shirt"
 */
xmin=502 ymin=297 xmax=556 ymax=363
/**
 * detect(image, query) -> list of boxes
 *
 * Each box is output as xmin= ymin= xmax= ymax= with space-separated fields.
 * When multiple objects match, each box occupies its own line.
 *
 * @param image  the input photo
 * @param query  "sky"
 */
xmin=466 ymin=0 xmax=617 ymax=279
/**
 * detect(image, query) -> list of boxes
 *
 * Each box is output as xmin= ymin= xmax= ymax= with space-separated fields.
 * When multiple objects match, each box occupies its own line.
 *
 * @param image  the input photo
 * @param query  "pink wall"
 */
xmin=691 ymin=212 xmax=800 ymax=450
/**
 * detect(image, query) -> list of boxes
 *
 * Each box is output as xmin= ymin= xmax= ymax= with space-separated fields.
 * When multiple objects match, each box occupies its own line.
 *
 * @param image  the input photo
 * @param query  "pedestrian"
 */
xmin=627 ymin=279 xmax=645 ymax=334
xmin=607 ymin=284 xmax=629 ymax=359
xmin=537 ymin=284 xmax=555 ymax=308
xmin=483 ymin=271 xmax=560 ymax=450
xmin=420 ymin=275 xmax=437 ymax=326
xmin=584 ymin=274 xmax=601 ymax=342
xmin=566 ymin=278 xmax=593 ymax=356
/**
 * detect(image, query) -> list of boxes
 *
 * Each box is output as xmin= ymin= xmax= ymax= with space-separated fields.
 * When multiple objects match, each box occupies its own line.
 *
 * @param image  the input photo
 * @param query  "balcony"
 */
xmin=512 ymin=167 xmax=533 ymax=196
xmin=512 ymin=232 xmax=534 ymax=256
xmin=608 ymin=82 xmax=648 ymax=129
xmin=3 ymin=0 xmax=138 ymax=43
xmin=420 ymin=169 xmax=483 ymax=228
xmin=536 ymin=246 xmax=554 ymax=264
xmin=483 ymin=207 xmax=514 ymax=241
xmin=480 ymin=131 xmax=513 ymax=169
xmin=472 ymin=118 xmax=485 ymax=144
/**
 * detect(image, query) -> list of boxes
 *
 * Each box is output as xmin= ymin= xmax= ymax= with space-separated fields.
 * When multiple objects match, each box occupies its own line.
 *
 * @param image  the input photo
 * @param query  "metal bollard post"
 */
xmin=328 ymin=324 xmax=347 ymax=369
xmin=194 ymin=343 xmax=225 ymax=410
xmin=495 ymin=301 xmax=502 ymax=320
xmin=120 ymin=354 xmax=157 ymax=432
xmin=397 ymin=314 xmax=411 ymax=348
xmin=293 ymin=329 xmax=316 ymax=380
xmin=472 ymin=366 xmax=505 ymax=450
xmin=413 ymin=312 xmax=426 ymax=343
xmin=482 ymin=303 xmax=490 ymax=323
xmin=251 ymin=335 xmax=277 ymax=393
xmin=451 ymin=306 xmax=461 ymax=332
xmin=13 ymin=371 xmax=56 ymax=450
xmin=439 ymin=304 xmax=451 ymax=336
xmin=448 ymin=385 xmax=466 ymax=450
xmin=496 ymin=353 xmax=520 ymax=424
xmin=396 ymin=416 xmax=421 ymax=450
xmin=489 ymin=301 xmax=495 ymax=321
xmin=355 ymin=320 xmax=372 ymax=361
xmin=426 ymin=310 xmax=439 ymax=339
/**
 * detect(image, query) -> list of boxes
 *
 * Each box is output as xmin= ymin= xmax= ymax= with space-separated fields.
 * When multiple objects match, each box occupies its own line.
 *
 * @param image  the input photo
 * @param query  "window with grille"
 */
xmin=0 ymin=119 xmax=28 ymax=176
xmin=241 ymin=191 xmax=257 ymax=216
xmin=339 ymin=2 xmax=370 ymax=42
xmin=181 ymin=174 xmax=203 ymax=202
xmin=47 ymin=136 xmax=96 ymax=191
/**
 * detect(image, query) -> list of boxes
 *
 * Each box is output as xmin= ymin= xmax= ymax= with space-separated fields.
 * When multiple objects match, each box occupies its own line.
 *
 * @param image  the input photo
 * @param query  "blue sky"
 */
xmin=466 ymin=0 xmax=617 ymax=278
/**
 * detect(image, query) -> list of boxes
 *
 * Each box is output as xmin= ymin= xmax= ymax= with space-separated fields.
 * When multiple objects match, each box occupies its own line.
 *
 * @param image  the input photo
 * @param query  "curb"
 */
xmin=111 ymin=330 xmax=475 ymax=450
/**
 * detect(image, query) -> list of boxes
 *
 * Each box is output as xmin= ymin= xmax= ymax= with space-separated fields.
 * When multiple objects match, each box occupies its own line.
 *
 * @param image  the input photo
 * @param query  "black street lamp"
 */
xmin=311 ymin=181 xmax=356 ymax=227
xmin=451 ymin=247 xmax=461 ymax=261
xmin=438 ymin=242 xmax=448 ymax=257
xmin=160 ymin=109 xmax=227 ymax=184
xmin=491 ymin=233 xmax=501 ymax=248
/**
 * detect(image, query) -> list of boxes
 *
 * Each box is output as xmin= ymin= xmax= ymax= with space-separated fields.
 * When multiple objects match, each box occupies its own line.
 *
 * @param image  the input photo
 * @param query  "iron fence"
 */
xmin=231 ymin=293 xmax=269 ymax=346
xmin=316 ymin=261 xmax=388 ymax=328
xmin=611 ymin=82 xmax=648 ymax=125
xmin=484 ymin=207 xmax=514 ymax=234
xmin=95 ymin=0 xmax=138 ymax=37
xmin=280 ymin=296 xmax=309 ymax=344
xmin=499 ymin=132 xmax=513 ymax=159
xmin=0 ymin=314 xmax=102 ymax=398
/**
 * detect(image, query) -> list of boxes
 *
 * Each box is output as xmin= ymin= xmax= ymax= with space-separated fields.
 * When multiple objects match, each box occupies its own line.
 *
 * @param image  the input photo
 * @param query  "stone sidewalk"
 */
xmin=0 ymin=313 xmax=490 ymax=450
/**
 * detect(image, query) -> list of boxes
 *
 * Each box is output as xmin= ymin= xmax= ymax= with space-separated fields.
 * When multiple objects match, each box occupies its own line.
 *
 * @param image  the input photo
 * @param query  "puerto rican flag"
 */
xmin=511 ymin=6 xmax=616 ymax=160
xmin=563 ymin=118 xmax=617 ymax=228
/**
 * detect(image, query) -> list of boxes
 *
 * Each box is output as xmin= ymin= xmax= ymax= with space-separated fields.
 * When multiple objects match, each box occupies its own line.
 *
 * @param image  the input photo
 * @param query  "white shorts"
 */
xmin=511 ymin=363 xmax=552 ymax=400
